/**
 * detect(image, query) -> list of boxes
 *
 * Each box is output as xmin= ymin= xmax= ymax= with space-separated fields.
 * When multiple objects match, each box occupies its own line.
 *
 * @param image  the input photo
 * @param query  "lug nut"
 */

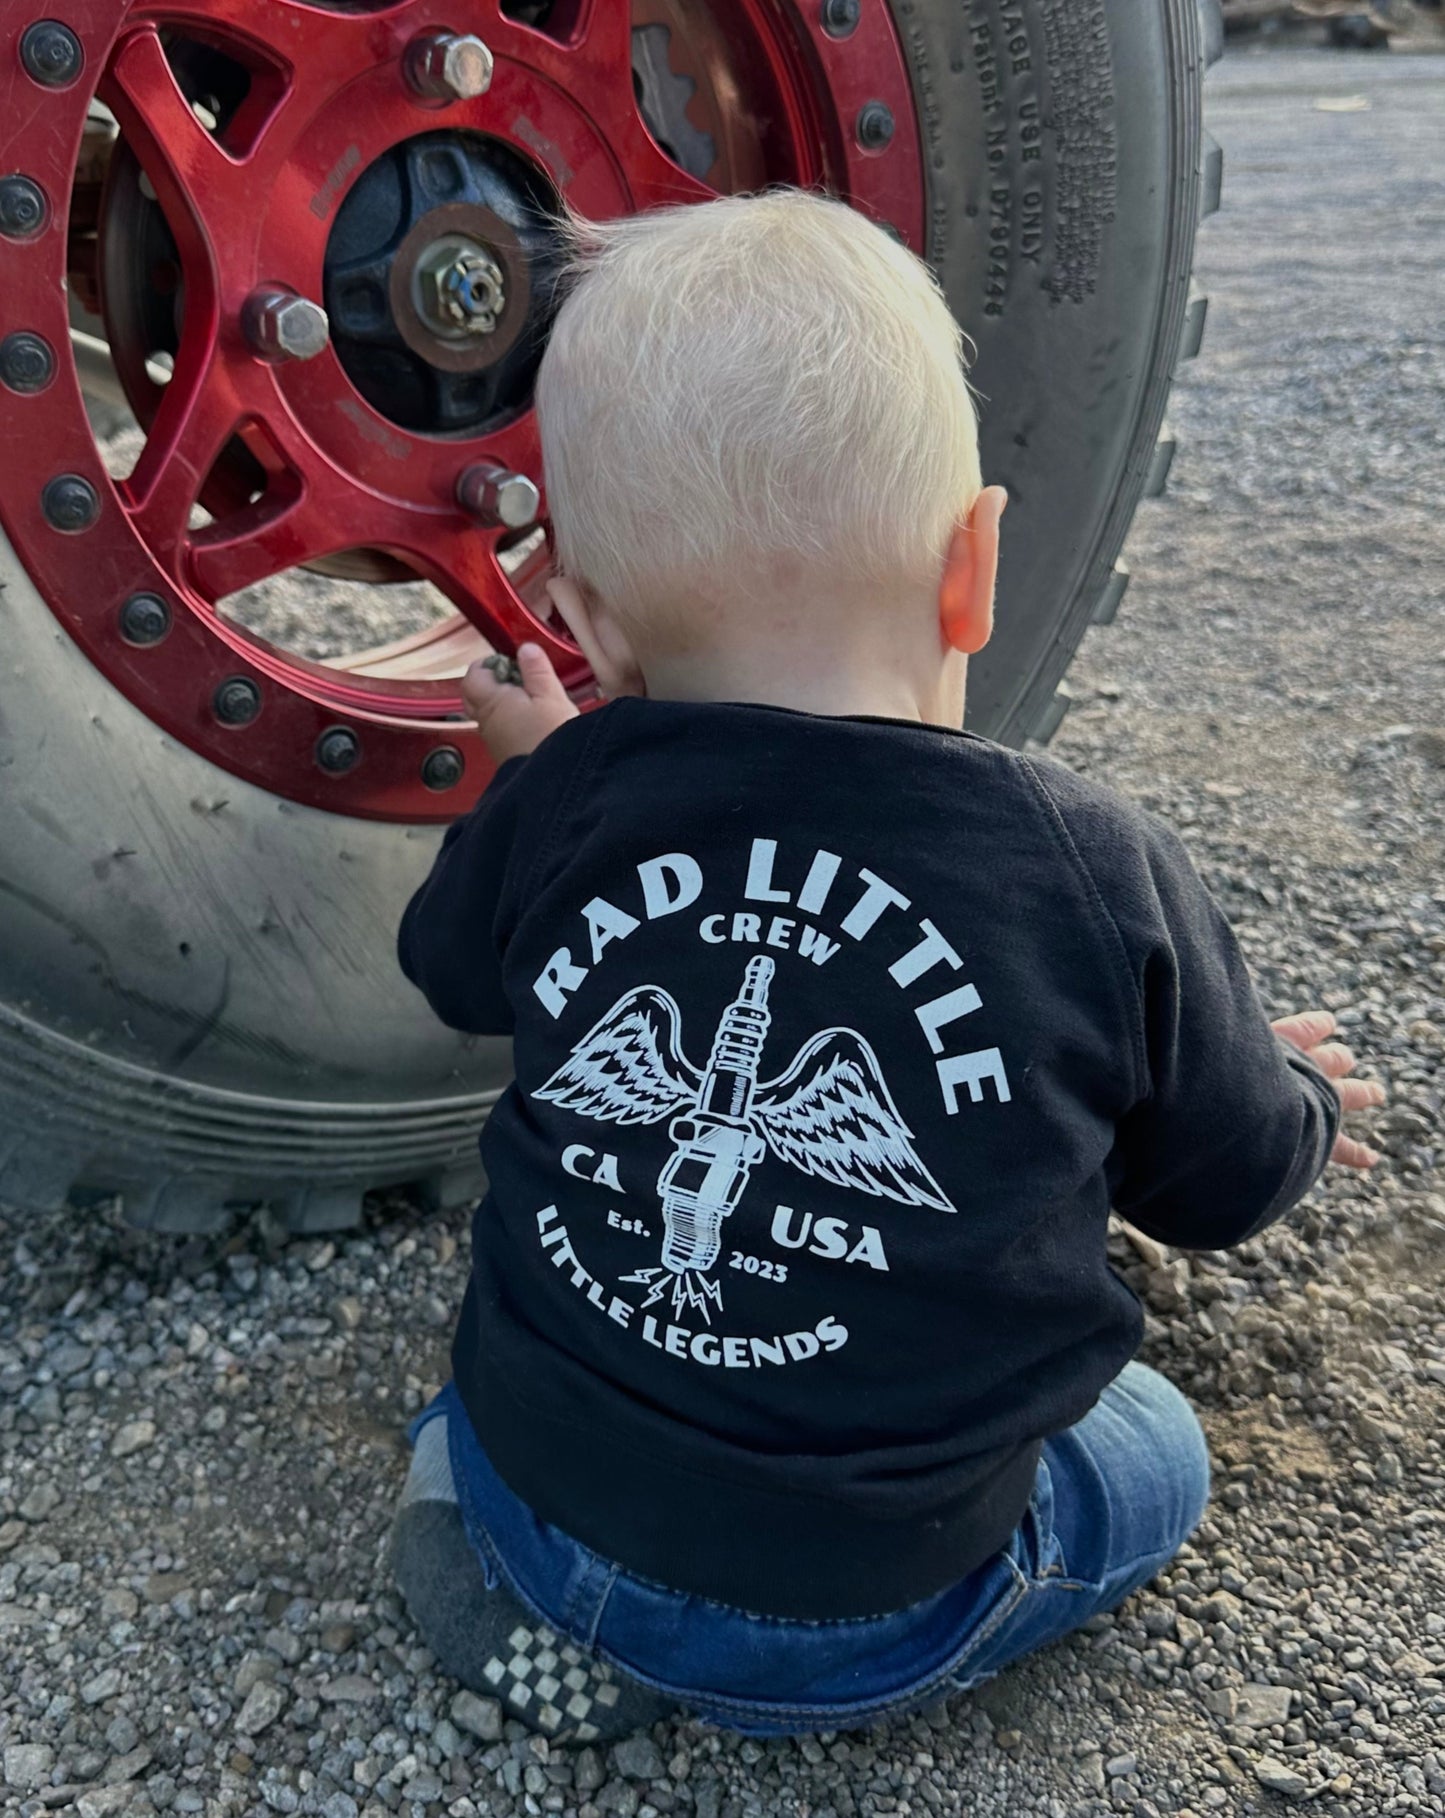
xmin=422 ymin=746 xmax=465 ymax=792
xmin=41 ymin=474 xmax=99 ymax=533
xmin=316 ymin=726 xmax=361 ymax=774
xmin=119 ymin=593 xmax=171 ymax=646
xmin=0 ymin=331 xmax=55 ymax=394
xmin=20 ymin=20 xmax=84 ymax=89
xmin=856 ymin=100 xmax=895 ymax=150
xmin=417 ymin=238 xmax=507 ymax=337
xmin=243 ymin=288 xmax=330 ymax=363
xmin=821 ymin=0 xmax=861 ymax=37
xmin=456 ymin=463 xmax=539 ymax=530
xmin=214 ymin=676 xmax=262 ymax=726
xmin=405 ymin=31 xmax=494 ymax=102
xmin=0 ymin=174 xmax=48 ymax=239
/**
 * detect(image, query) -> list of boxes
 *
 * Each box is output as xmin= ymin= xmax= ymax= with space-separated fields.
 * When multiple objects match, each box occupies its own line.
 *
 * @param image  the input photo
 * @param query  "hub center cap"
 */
xmin=416 ymin=235 xmax=507 ymax=338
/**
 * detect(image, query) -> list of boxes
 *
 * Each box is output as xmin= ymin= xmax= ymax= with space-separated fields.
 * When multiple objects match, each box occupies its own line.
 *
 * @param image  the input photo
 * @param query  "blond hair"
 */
xmin=535 ymin=191 xmax=981 ymax=621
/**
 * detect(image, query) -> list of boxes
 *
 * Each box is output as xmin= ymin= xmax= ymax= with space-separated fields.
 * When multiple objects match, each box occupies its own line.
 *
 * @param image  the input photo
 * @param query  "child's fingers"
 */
xmin=1308 ymin=1040 xmax=1357 ymax=1080
xmin=461 ymin=658 xmax=503 ymax=721
xmin=1271 ymin=1009 xmax=1337 ymax=1051
xmin=1331 ymin=1132 xmax=1382 ymax=1170
xmin=1335 ymin=1076 xmax=1386 ymax=1112
xmin=516 ymin=641 xmax=570 ymax=705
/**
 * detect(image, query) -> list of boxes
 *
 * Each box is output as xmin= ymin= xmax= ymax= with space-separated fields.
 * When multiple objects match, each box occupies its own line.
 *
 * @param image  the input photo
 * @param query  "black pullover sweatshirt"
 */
xmin=398 ymin=699 xmax=1339 ymax=1620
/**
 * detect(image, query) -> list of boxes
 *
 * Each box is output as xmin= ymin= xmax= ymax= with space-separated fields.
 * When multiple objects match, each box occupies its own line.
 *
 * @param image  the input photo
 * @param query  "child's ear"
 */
xmin=545 ymin=577 xmax=645 ymax=700
xmin=938 ymin=486 xmax=1007 ymax=656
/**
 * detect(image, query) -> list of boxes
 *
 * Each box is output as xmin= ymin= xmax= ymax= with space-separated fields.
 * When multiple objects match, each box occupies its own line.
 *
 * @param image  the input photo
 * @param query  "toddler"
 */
xmin=392 ymin=192 xmax=1381 ymax=1740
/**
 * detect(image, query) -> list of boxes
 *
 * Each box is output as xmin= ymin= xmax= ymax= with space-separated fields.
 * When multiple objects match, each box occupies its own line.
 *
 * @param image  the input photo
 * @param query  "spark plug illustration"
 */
xmin=655 ymin=956 xmax=773 ymax=1274
xmin=536 ymin=952 xmax=956 ymax=1321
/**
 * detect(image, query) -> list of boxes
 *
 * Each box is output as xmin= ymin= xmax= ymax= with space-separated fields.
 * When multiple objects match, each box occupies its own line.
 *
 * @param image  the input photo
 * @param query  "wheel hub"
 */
xmin=417 ymin=238 xmax=506 ymax=337
xmin=0 ymin=0 xmax=925 ymax=821
xmin=325 ymin=133 xmax=559 ymax=433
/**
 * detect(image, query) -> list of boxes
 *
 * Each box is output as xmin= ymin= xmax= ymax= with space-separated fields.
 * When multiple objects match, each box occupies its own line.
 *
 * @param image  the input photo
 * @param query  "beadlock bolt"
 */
xmin=316 ymin=726 xmax=361 ymax=774
xmin=119 ymin=593 xmax=171 ymax=646
xmin=405 ymin=31 xmax=494 ymax=102
xmin=456 ymin=462 xmax=539 ymax=530
xmin=214 ymin=677 xmax=262 ymax=726
xmin=0 ymin=331 xmax=55 ymax=394
xmin=20 ymin=20 xmax=84 ymax=89
xmin=856 ymin=100 xmax=895 ymax=150
xmin=41 ymin=474 xmax=99 ymax=532
xmin=422 ymin=746 xmax=465 ymax=791
xmin=0 ymin=174 xmax=48 ymax=239
xmin=821 ymin=0 xmax=861 ymax=38
xmin=242 ymin=287 xmax=330 ymax=363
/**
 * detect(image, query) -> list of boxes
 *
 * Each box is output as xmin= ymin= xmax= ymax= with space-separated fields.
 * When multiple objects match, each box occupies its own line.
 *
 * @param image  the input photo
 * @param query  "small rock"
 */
xmin=236 ymin=1680 xmax=287 ymax=1737
xmin=574 ymin=1748 xmax=606 ymax=1793
xmin=104 ymin=1716 xmax=139 ymax=1755
xmin=431 ymin=1719 xmax=463 ymax=1760
xmin=144 ymin=1571 xmax=191 ymax=1605
xmin=1106 ymin=1753 xmax=1137 ymax=1778
xmin=332 ymin=1297 xmax=364 ymax=1331
xmin=450 ymin=1688 xmax=504 ymax=1741
xmin=1254 ymin=1757 xmax=1311 ymax=1798
xmin=319 ymin=1675 xmax=381 ymax=1704
xmin=101 ymin=1746 xmax=153 ymax=1784
xmin=80 ymin=1667 xmax=123 ymax=1705
xmin=99 ymin=1587 xmax=139 ymax=1623
xmin=612 ymin=1735 xmax=665 ymax=1781
xmin=233 ymin=1653 xmax=278 ymax=1700
xmin=1236 ymin=1684 xmax=1293 ymax=1728
xmin=18 ymin=1483 xmax=60 ymax=1522
xmin=111 ymin=1420 xmax=156 ymax=1460
xmin=0 ymin=1519 xmax=26 ymax=1553
xmin=400 ymin=1770 xmax=443 ymax=1803
xmin=76 ymin=1790 xmax=136 ymax=1818
xmin=4 ymin=1743 xmax=55 ymax=1791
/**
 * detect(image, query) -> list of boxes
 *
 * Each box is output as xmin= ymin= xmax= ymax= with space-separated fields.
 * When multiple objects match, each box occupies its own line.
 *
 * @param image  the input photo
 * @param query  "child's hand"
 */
xmin=462 ymin=642 xmax=579 ymax=765
xmin=1271 ymin=1009 xmax=1385 ymax=1170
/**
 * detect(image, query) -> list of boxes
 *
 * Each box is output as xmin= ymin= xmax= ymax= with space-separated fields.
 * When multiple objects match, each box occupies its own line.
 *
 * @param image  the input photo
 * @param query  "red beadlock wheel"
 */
xmin=0 ymin=0 xmax=923 ymax=821
xmin=0 ymin=1 xmax=1219 ymax=1230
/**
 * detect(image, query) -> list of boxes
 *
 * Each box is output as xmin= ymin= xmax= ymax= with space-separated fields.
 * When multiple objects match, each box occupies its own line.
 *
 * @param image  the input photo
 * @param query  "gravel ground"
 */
xmin=4 ymin=42 xmax=1444 ymax=1818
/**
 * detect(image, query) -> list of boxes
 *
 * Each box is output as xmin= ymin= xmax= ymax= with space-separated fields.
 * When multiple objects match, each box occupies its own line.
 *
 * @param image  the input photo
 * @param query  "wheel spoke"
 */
xmin=569 ymin=0 xmax=637 ymax=90
xmin=122 ymin=344 xmax=243 ymax=579
xmin=102 ymin=27 xmax=234 ymax=278
xmin=188 ymin=477 xmax=354 ymax=601
xmin=620 ymin=128 xmax=717 ymax=210
xmin=561 ymin=2 xmax=717 ymax=210
xmin=149 ymin=0 xmax=409 ymax=109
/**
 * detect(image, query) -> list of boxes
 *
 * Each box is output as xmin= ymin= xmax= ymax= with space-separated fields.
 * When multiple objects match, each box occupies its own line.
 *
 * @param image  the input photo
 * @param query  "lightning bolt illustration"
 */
xmin=620 ymin=1265 xmax=725 ymax=1324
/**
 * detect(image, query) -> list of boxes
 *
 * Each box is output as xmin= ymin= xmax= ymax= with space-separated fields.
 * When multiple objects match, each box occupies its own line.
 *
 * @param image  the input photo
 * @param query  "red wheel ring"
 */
xmin=0 ymin=1 xmax=924 ymax=820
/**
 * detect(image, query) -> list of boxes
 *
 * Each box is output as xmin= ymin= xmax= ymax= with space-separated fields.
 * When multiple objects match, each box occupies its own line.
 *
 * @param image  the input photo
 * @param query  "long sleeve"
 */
xmin=1103 ymin=817 xmax=1340 ymax=1249
xmin=397 ymin=754 xmax=530 ymax=1036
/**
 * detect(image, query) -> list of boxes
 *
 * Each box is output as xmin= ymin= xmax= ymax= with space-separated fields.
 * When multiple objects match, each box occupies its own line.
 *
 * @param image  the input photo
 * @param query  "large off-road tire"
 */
xmin=0 ymin=0 xmax=1222 ymax=1232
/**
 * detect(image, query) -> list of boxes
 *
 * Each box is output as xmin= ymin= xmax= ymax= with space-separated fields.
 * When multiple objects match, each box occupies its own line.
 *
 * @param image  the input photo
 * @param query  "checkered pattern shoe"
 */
xmin=389 ymin=1420 xmax=681 ymax=1743
xmin=477 ymin=1617 xmax=628 ymax=1741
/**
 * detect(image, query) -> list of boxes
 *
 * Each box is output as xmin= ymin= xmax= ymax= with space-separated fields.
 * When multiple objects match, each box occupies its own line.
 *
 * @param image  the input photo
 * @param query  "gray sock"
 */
xmin=389 ymin=1413 xmax=682 ymax=1744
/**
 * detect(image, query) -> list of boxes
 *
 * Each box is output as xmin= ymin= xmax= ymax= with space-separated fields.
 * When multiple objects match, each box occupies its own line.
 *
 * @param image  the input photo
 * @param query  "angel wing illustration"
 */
xmin=753 ymin=1028 xmax=955 ymax=1214
xmin=535 ymin=959 xmax=955 ymax=1306
xmin=535 ymin=985 xmax=702 ymax=1125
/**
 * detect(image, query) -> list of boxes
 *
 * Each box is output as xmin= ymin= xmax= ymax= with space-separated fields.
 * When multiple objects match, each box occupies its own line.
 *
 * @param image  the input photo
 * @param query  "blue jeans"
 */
xmin=430 ymin=1361 xmax=1209 ymax=1734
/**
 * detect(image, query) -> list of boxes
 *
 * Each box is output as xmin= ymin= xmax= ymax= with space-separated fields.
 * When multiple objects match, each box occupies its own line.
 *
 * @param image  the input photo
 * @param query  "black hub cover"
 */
xmin=324 ymin=133 xmax=564 ymax=436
